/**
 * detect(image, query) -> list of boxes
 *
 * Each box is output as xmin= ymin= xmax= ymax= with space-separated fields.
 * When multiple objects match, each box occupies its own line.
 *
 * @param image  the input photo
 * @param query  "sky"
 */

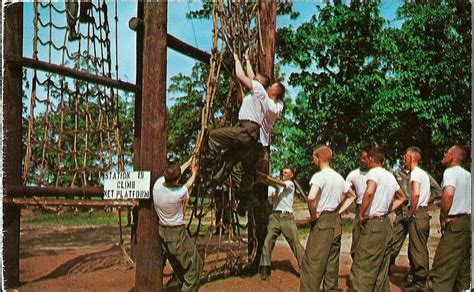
xmin=22 ymin=1 xmax=402 ymax=106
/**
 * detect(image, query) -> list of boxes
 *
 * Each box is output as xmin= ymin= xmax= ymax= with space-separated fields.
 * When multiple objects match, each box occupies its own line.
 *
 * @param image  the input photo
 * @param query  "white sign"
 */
xmin=103 ymin=171 xmax=151 ymax=199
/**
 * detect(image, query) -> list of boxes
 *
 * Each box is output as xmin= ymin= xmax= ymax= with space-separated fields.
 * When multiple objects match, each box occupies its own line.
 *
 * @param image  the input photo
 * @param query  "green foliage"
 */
xmin=275 ymin=1 xmax=471 ymax=185
xmin=174 ymin=1 xmax=471 ymax=187
xmin=276 ymin=2 xmax=387 ymax=183
xmin=167 ymin=62 xmax=233 ymax=161
xmin=381 ymin=0 xmax=471 ymax=178
xmin=186 ymin=2 xmax=300 ymax=20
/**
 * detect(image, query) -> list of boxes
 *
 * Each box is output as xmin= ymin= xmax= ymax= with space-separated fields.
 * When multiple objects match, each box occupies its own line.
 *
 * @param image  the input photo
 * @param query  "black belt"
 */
xmin=447 ymin=213 xmax=470 ymax=219
xmin=273 ymin=210 xmax=292 ymax=214
xmin=159 ymin=224 xmax=185 ymax=229
xmin=239 ymin=119 xmax=260 ymax=127
xmin=320 ymin=210 xmax=338 ymax=215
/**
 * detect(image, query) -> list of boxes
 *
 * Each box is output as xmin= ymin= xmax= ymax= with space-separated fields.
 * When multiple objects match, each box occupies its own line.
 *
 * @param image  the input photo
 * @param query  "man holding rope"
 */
xmin=203 ymin=53 xmax=285 ymax=198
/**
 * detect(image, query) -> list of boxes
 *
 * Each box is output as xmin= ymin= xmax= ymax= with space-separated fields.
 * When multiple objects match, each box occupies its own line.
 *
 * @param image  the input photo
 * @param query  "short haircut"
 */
xmin=368 ymin=146 xmax=385 ymax=164
xmin=282 ymin=164 xmax=296 ymax=177
xmin=275 ymin=82 xmax=286 ymax=101
xmin=314 ymin=145 xmax=333 ymax=162
xmin=164 ymin=163 xmax=181 ymax=182
xmin=406 ymin=146 xmax=422 ymax=161
xmin=452 ymin=144 xmax=468 ymax=163
xmin=361 ymin=144 xmax=372 ymax=154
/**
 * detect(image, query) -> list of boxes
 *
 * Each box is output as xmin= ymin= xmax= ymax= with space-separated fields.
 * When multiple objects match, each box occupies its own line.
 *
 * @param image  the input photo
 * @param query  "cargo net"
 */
xmin=185 ymin=1 xmax=263 ymax=281
xmin=22 ymin=0 xmax=131 ymax=188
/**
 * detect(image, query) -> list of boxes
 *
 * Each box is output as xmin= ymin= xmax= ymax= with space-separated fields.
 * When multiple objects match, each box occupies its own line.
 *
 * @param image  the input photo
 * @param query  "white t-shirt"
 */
xmin=238 ymin=80 xmax=269 ymax=125
xmin=409 ymin=166 xmax=431 ymax=207
xmin=259 ymin=100 xmax=284 ymax=146
xmin=345 ymin=168 xmax=369 ymax=205
xmin=152 ymin=176 xmax=189 ymax=226
xmin=268 ymin=181 xmax=295 ymax=213
xmin=441 ymin=165 xmax=471 ymax=215
xmin=365 ymin=167 xmax=400 ymax=216
xmin=309 ymin=168 xmax=350 ymax=212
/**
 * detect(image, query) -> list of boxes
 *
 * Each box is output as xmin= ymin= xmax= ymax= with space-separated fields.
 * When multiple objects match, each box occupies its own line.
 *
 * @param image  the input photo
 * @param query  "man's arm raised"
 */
xmin=244 ymin=51 xmax=255 ymax=80
xmin=185 ymin=160 xmax=199 ymax=194
xmin=234 ymin=53 xmax=253 ymax=91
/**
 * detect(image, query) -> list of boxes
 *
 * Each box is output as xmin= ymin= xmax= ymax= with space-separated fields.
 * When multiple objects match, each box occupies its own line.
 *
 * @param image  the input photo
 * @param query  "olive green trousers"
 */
xmin=159 ymin=225 xmax=203 ymax=292
xmin=300 ymin=212 xmax=341 ymax=292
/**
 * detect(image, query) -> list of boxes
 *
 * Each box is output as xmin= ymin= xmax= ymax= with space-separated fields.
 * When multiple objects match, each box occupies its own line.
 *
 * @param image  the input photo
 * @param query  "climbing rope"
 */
xmin=186 ymin=1 xmax=263 ymax=280
xmin=23 ymin=0 xmax=125 ymax=188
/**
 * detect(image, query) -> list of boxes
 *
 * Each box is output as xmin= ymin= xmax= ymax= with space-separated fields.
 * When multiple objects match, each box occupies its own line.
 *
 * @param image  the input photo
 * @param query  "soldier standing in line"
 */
xmin=429 ymin=145 xmax=471 ymax=291
xmin=350 ymin=147 xmax=407 ymax=291
xmin=388 ymin=156 xmax=441 ymax=277
xmin=402 ymin=146 xmax=432 ymax=289
xmin=300 ymin=145 xmax=356 ymax=292
xmin=345 ymin=145 xmax=371 ymax=258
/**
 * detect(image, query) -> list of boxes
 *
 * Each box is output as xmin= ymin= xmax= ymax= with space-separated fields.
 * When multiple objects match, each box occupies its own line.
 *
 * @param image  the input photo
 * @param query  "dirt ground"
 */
xmin=17 ymin=206 xmax=442 ymax=291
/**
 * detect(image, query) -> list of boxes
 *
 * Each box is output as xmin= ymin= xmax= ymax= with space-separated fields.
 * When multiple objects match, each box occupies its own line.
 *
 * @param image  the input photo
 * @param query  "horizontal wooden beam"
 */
xmin=3 ymin=197 xmax=136 ymax=208
xmin=7 ymin=57 xmax=140 ymax=93
xmin=5 ymin=185 xmax=104 ymax=198
xmin=167 ymin=34 xmax=211 ymax=64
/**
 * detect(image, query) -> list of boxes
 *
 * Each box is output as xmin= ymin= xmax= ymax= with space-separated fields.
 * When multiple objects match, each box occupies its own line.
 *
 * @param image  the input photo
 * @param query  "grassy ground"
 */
xmin=22 ymin=208 xmax=130 ymax=227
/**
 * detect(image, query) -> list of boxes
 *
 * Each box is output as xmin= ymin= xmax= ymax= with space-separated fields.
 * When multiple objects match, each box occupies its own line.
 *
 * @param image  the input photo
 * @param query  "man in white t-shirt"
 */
xmin=300 ymin=146 xmax=356 ymax=292
xmin=388 ymin=164 xmax=441 ymax=275
xmin=430 ymin=145 xmax=471 ymax=291
xmin=350 ymin=147 xmax=407 ymax=291
xmin=153 ymin=158 xmax=202 ymax=292
xmin=259 ymin=165 xmax=304 ymax=281
xmin=402 ymin=146 xmax=432 ymax=289
xmin=203 ymin=54 xmax=285 ymax=195
xmin=252 ymin=84 xmax=285 ymax=191
xmin=345 ymin=146 xmax=371 ymax=257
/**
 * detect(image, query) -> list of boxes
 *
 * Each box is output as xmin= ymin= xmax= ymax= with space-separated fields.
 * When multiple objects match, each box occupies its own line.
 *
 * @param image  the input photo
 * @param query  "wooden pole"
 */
xmin=7 ymin=57 xmax=140 ymax=93
xmin=249 ymin=1 xmax=278 ymax=272
xmin=130 ymin=0 xmax=145 ymax=263
xmin=134 ymin=2 xmax=167 ymax=290
xmin=3 ymin=197 xmax=136 ymax=208
xmin=166 ymin=34 xmax=211 ymax=64
xmin=3 ymin=2 xmax=24 ymax=288
xmin=257 ymin=2 xmax=277 ymax=80
xmin=5 ymin=185 xmax=104 ymax=198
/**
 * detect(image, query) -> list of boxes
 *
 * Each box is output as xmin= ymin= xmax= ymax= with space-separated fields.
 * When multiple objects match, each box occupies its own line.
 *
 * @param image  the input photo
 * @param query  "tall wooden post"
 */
xmin=257 ymin=2 xmax=277 ymax=79
xmin=134 ymin=2 xmax=167 ymax=290
xmin=130 ymin=0 xmax=144 ymax=262
xmin=3 ymin=2 xmax=24 ymax=289
xmin=249 ymin=1 xmax=278 ymax=271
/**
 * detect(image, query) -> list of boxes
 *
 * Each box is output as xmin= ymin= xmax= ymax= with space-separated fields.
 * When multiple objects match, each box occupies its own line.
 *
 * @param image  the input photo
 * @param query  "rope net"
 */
xmin=186 ymin=1 xmax=263 ymax=280
xmin=22 ymin=0 xmax=264 ymax=281
xmin=23 ymin=0 xmax=129 ymax=188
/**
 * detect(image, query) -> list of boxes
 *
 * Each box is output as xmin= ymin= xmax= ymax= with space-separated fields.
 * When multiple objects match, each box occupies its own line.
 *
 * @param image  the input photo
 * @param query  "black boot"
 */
xmin=260 ymin=266 xmax=271 ymax=281
xmin=403 ymin=276 xmax=427 ymax=291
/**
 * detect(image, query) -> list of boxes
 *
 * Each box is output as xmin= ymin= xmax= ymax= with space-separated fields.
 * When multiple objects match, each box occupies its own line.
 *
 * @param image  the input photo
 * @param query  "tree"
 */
xmin=167 ymin=62 xmax=233 ymax=161
xmin=275 ymin=1 xmax=471 ymax=185
xmin=375 ymin=0 xmax=471 ymax=178
xmin=276 ymin=2 xmax=387 ymax=183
